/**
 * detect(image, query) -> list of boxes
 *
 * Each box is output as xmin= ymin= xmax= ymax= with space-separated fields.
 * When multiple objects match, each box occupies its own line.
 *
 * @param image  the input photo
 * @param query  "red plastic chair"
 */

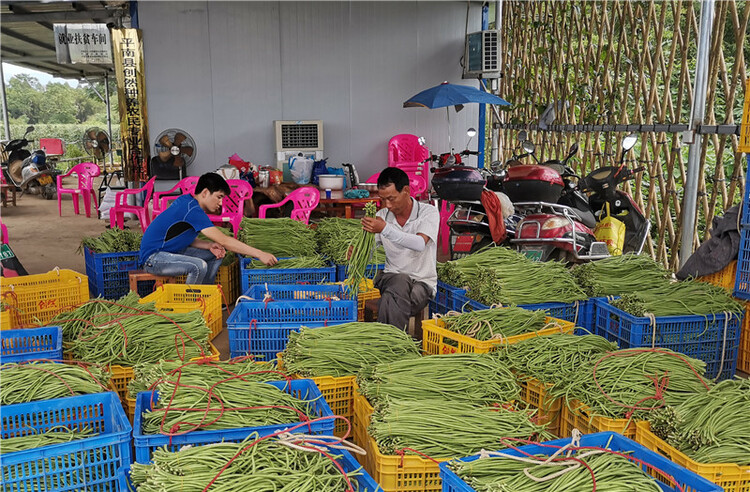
xmin=110 ymin=176 xmax=157 ymax=232
xmin=152 ymin=176 xmax=200 ymax=218
xmin=258 ymin=187 xmax=320 ymax=225
xmin=57 ymin=162 xmax=101 ymax=217
xmin=206 ymin=179 xmax=253 ymax=237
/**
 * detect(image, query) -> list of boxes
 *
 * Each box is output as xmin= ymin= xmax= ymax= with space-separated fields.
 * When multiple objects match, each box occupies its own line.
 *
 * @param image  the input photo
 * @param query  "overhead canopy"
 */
xmin=0 ymin=1 xmax=130 ymax=80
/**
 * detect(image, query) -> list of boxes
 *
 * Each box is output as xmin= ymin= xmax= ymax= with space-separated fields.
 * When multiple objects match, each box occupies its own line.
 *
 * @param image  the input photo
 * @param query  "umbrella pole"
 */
xmin=446 ymin=106 xmax=453 ymax=152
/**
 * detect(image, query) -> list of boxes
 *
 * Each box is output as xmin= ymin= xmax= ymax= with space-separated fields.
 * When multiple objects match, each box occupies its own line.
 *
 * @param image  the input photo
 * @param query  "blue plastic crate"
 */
xmin=335 ymin=263 xmax=385 ymax=282
xmin=132 ymin=379 xmax=336 ymax=464
xmin=243 ymin=283 xmax=353 ymax=301
xmin=239 ymin=256 xmax=336 ymax=293
xmin=226 ymin=298 xmax=356 ymax=360
xmin=593 ymin=298 xmax=741 ymax=379
xmin=741 ymin=156 xmax=750 ymax=226
xmin=449 ymin=292 xmax=588 ymax=327
xmin=1 ymin=391 xmax=132 ymax=492
xmin=734 ymin=226 xmax=750 ymax=299
xmin=428 ymin=280 xmax=468 ymax=316
xmin=0 ymin=325 xmax=62 ymax=363
xmin=84 ymin=248 xmax=139 ymax=300
xmin=439 ymin=432 xmax=722 ymax=492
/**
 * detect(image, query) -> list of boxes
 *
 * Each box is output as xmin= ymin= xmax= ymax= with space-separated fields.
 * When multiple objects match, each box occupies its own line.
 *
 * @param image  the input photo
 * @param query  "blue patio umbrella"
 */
xmin=403 ymin=82 xmax=510 ymax=150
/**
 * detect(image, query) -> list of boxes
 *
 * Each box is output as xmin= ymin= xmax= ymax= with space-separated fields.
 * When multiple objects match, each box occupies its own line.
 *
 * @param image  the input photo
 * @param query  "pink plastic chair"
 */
xmin=258 ymin=187 xmax=320 ymax=224
xmin=110 ymin=176 xmax=157 ymax=232
xmin=439 ymin=200 xmax=455 ymax=255
xmin=365 ymin=172 xmax=426 ymax=200
xmin=206 ymin=179 xmax=253 ymax=237
xmin=389 ymin=134 xmax=430 ymax=199
xmin=152 ymin=176 xmax=199 ymax=218
xmin=57 ymin=162 xmax=101 ymax=217
xmin=1 ymin=219 xmax=8 ymax=245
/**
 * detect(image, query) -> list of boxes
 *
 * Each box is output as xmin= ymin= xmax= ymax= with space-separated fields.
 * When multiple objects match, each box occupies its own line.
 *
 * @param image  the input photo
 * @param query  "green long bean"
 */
xmin=440 ymin=307 xmax=549 ymax=341
xmin=1 ymin=427 xmax=96 ymax=454
xmin=248 ymin=255 xmax=328 ymax=269
xmin=238 ymin=218 xmax=318 ymax=257
xmin=315 ymin=217 xmax=386 ymax=264
xmin=0 ymin=362 xmax=111 ymax=405
xmin=77 ymin=228 xmax=142 ymax=254
xmin=610 ymin=280 xmax=743 ymax=317
xmin=571 ymin=254 xmax=671 ymax=297
xmin=344 ymin=202 xmax=378 ymax=297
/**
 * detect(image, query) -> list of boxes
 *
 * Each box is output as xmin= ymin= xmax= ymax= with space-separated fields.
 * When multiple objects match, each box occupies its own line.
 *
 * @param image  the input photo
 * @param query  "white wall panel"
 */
xmin=139 ymin=1 xmax=485 ymax=181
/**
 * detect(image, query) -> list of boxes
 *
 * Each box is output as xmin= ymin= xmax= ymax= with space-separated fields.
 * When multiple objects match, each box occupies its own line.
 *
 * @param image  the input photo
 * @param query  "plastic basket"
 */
xmin=449 ymin=292 xmax=588 ymax=327
xmin=0 ymin=268 xmax=89 ymax=328
xmin=558 ymin=399 xmax=638 ymax=439
xmin=697 ymin=260 xmax=738 ymax=292
xmin=439 ymin=432 xmax=722 ymax=492
xmin=84 ymin=248 xmax=139 ymax=300
xmin=243 ymin=283 xmax=353 ymax=301
xmin=1 ymin=308 xmax=11 ymax=330
xmin=0 ymin=325 xmax=62 ymax=363
xmin=421 ymin=316 xmax=574 ymax=355
xmin=592 ymin=298 xmax=741 ymax=379
xmin=336 ymin=263 xmax=384 ymax=282
xmin=140 ymin=284 xmax=223 ymax=340
xmin=739 ymin=78 xmax=750 ymax=153
xmin=226 ymin=298 xmax=357 ymax=360
xmin=636 ymin=421 xmax=750 ymax=492
xmin=239 ymin=256 xmax=336 ymax=293
xmin=428 ymin=281 xmax=468 ymax=316
xmin=734 ymin=225 xmax=750 ymax=296
xmin=1 ymin=392 xmax=132 ymax=492
xmin=132 ymin=379 xmax=335 ymax=463
xmin=518 ymin=376 xmax=562 ymax=437
xmin=357 ymin=279 xmax=381 ymax=321
xmin=175 ymin=259 xmax=239 ymax=305
xmin=739 ymin=301 xmax=750 ymax=373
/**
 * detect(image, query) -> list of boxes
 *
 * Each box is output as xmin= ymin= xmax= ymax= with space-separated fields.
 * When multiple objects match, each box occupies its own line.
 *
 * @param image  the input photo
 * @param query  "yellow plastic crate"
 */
xmin=122 ymin=342 xmax=220 ymax=423
xmin=636 ymin=421 xmax=750 ymax=492
xmin=140 ymin=284 xmax=222 ymax=340
xmin=0 ymin=269 xmax=89 ymax=328
xmin=697 ymin=260 xmax=737 ymax=292
xmin=740 ymin=77 xmax=750 ymax=153
xmin=357 ymin=279 xmax=381 ymax=321
xmin=1 ymin=309 xmax=12 ymax=330
xmin=559 ymin=399 xmax=638 ymax=439
xmin=175 ymin=259 xmax=239 ymax=306
xmin=739 ymin=301 xmax=750 ymax=374
xmin=518 ymin=376 xmax=562 ymax=437
xmin=421 ymin=315 xmax=574 ymax=355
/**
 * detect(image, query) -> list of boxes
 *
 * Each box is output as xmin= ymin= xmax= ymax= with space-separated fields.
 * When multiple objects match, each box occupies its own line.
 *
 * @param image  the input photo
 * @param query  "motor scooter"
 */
xmin=1 ymin=126 xmax=59 ymax=200
xmin=512 ymin=133 xmax=650 ymax=262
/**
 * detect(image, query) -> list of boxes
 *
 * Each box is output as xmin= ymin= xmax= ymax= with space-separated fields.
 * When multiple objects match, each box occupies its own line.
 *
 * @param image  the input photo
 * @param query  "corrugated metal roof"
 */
xmin=1 ymin=0 xmax=130 ymax=80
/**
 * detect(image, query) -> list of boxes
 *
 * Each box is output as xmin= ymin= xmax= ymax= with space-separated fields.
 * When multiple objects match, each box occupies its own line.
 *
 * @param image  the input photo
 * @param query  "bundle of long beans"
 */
xmin=281 ymin=322 xmax=421 ymax=377
xmin=52 ymin=292 xmax=156 ymax=341
xmin=130 ymin=434 xmax=366 ymax=492
xmin=437 ymin=247 xmax=586 ymax=305
xmin=77 ymin=228 xmax=143 ymax=254
xmin=571 ymin=254 xmax=671 ymax=297
xmin=141 ymin=380 xmax=313 ymax=434
xmin=0 ymin=427 xmax=96 ymax=454
xmin=550 ymin=348 xmax=712 ymax=420
xmin=0 ymin=362 xmax=111 ymax=405
xmin=128 ymin=357 xmax=281 ymax=398
xmin=495 ymin=334 xmax=617 ymax=385
xmin=357 ymin=354 xmax=520 ymax=407
xmin=64 ymin=309 xmax=211 ymax=366
xmin=344 ymin=202 xmax=378 ymax=297
xmin=238 ymin=218 xmax=317 ymax=257
xmin=315 ymin=217 xmax=386 ymax=264
xmin=610 ymin=280 xmax=744 ymax=317
xmin=449 ymin=450 xmax=663 ymax=491
xmin=649 ymin=378 xmax=750 ymax=465
xmin=439 ymin=307 xmax=549 ymax=341
xmin=248 ymin=255 xmax=328 ymax=269
xmin=369 ymin=399 xmax=553 ymax=457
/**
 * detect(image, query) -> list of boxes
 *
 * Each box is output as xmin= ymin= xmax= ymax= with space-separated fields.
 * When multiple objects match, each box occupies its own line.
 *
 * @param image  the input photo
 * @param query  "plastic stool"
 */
xmin=128 ymin=270 xmax=177 ymax=297
xmin=363 ymin=298 xmax=425 ymax=340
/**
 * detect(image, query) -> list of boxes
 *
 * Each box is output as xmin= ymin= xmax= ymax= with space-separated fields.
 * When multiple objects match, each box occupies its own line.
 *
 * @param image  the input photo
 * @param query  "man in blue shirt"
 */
xmin=139 ymin=173 xmax=277 ymax=283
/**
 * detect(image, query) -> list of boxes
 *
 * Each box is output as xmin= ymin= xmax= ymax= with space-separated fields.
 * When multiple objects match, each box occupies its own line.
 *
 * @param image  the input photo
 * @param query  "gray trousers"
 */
xmin=373 ymin=272 xmax=433 ymax=331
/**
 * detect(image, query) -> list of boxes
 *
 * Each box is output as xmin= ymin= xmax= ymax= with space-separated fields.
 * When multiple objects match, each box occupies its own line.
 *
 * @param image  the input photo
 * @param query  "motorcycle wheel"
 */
xmin=42 ymin=184 xmax=56 ymax=200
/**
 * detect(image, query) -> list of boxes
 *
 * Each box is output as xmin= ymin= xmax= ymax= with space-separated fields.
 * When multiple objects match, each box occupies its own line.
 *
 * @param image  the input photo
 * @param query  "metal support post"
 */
xmin=490 ymin=0 xmax=503 ymax=163
xmin=679 ymin=0 xmax=715 ymax=267
xmin=104 ymin=73 xmax=114 ymax=166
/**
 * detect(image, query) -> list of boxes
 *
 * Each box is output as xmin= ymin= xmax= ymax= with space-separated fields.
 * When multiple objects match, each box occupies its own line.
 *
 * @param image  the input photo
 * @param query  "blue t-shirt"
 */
xmin=139 ymin=194 xmax=214 ymax=265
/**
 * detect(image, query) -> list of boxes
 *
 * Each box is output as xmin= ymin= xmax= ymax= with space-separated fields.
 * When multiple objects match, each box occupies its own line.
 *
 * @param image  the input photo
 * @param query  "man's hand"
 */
xmin=209 ymin=242 xmax=226 ymax=259
xmin=257 ymin=251 xmax=278 ymax=266
xmin=362 ymin=216 xmax=386 ymax=234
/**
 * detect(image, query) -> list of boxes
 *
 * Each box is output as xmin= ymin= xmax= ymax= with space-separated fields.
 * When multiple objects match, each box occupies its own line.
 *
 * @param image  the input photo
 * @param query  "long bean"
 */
xmin=610 ymin=280 xmax=743 ymax=317
xmin=0 ymin=362 xmax=111 ymax=405
xmin=571 ymin=254 xmax=671 ymax=297
xmin=248 ymin=255 xmax=328 ymax=269
xmin=440 ymin=307 xmax=549 ymax=341
xmin=238 ymin=218 xmax=318 ymax=257
xmin=1 ymin=427 xmax=96 ymax=454
xmin=344 ymin=202 xmax=378 ymax=297
xmin=77 ymin=228 xmax=142 ymax=254
xmin=315 ymin=217 xmax=386 ymax=264
xmin=281 ymin=322 xmax=421 ymax=377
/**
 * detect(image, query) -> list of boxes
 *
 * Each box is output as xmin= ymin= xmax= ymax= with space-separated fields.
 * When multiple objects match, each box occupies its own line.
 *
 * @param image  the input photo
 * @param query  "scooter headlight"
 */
xmin=541 ymin=217 xmax=569 ymax=230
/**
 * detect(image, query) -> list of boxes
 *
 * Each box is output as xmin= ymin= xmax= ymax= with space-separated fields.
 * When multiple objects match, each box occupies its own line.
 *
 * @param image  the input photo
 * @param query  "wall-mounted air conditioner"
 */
xmin=463 ymin=30 xmax=501 ymax=79
xmin=274 ymin=120 xmax=324 ymax=180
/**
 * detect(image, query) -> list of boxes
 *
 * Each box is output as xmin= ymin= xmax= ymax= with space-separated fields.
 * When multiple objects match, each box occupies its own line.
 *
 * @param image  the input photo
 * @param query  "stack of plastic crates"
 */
xmin=439 ymin=432 xmax=722 ymax=492
xmin=1 ymin=392 xmax=132 ymax=491
xmin=227 ymin=284 xmax=357 ymax=360
xmin=139 ymin=284 xmax=223 ymax=339
xmin=0 ymin=268 xmax=89 ymax=327
xmin=239 ymin=256 xmax=336 ymax=293
xmin=84 ymin=248 xmax=139 ymax=300
xmin=0 ymin=326 xmax=62 ymax=363
xmin=592 ymin=298 xmax=741 ymax=380
xmin=132 ymin=379 xmax=334 ymax=463
xmin=733 ymin=153 xmax=750 ymax=374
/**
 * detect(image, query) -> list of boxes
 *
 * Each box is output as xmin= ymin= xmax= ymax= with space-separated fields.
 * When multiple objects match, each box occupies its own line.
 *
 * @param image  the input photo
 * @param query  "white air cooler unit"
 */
xmin=274 ymin=120 xmax=324 ymax=182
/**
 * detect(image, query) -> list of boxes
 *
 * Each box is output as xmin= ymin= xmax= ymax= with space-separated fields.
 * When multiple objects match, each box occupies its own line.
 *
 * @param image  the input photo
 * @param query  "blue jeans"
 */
xmin=143 ymin=247 xmax=222 ymax=284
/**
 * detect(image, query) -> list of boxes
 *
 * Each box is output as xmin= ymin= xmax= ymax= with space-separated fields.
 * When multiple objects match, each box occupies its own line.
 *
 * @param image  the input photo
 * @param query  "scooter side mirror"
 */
xmin=567 ymin=142 xmax=579 ymax=159
xmin=518 ymin=130 xmax=527 ymax=142
xmin=24 ymin=126 xmax=34 ymax=136
xmin=522 ymin=140 xmax=536 ymax=154
xmin=622 ymin=133 xmax=637 ymax=152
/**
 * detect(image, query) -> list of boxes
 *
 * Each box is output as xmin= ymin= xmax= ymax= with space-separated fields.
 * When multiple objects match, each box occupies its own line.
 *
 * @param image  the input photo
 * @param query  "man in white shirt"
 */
xmin=362 ymin=167 xmax=439 ymax=332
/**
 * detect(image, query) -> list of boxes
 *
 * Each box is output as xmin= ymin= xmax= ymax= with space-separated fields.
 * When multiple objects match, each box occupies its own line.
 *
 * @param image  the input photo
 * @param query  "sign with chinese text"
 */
xmin=54 ymin=24 xmax=112 ymax=64
xmin=112 ymin=28 xmax=150 ymax=182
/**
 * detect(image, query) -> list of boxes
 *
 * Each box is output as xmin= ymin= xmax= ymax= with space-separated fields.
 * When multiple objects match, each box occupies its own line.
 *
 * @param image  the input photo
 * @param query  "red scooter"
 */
xmin=511 ymin=134 xmax=650 ymax=262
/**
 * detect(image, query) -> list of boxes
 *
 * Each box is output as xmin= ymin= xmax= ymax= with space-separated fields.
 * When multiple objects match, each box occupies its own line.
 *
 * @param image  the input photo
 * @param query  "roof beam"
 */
xmin=1 ymin=9 xmax=116 ymax=23
xmin=1 ymin=27 xmax=57 ymax=51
